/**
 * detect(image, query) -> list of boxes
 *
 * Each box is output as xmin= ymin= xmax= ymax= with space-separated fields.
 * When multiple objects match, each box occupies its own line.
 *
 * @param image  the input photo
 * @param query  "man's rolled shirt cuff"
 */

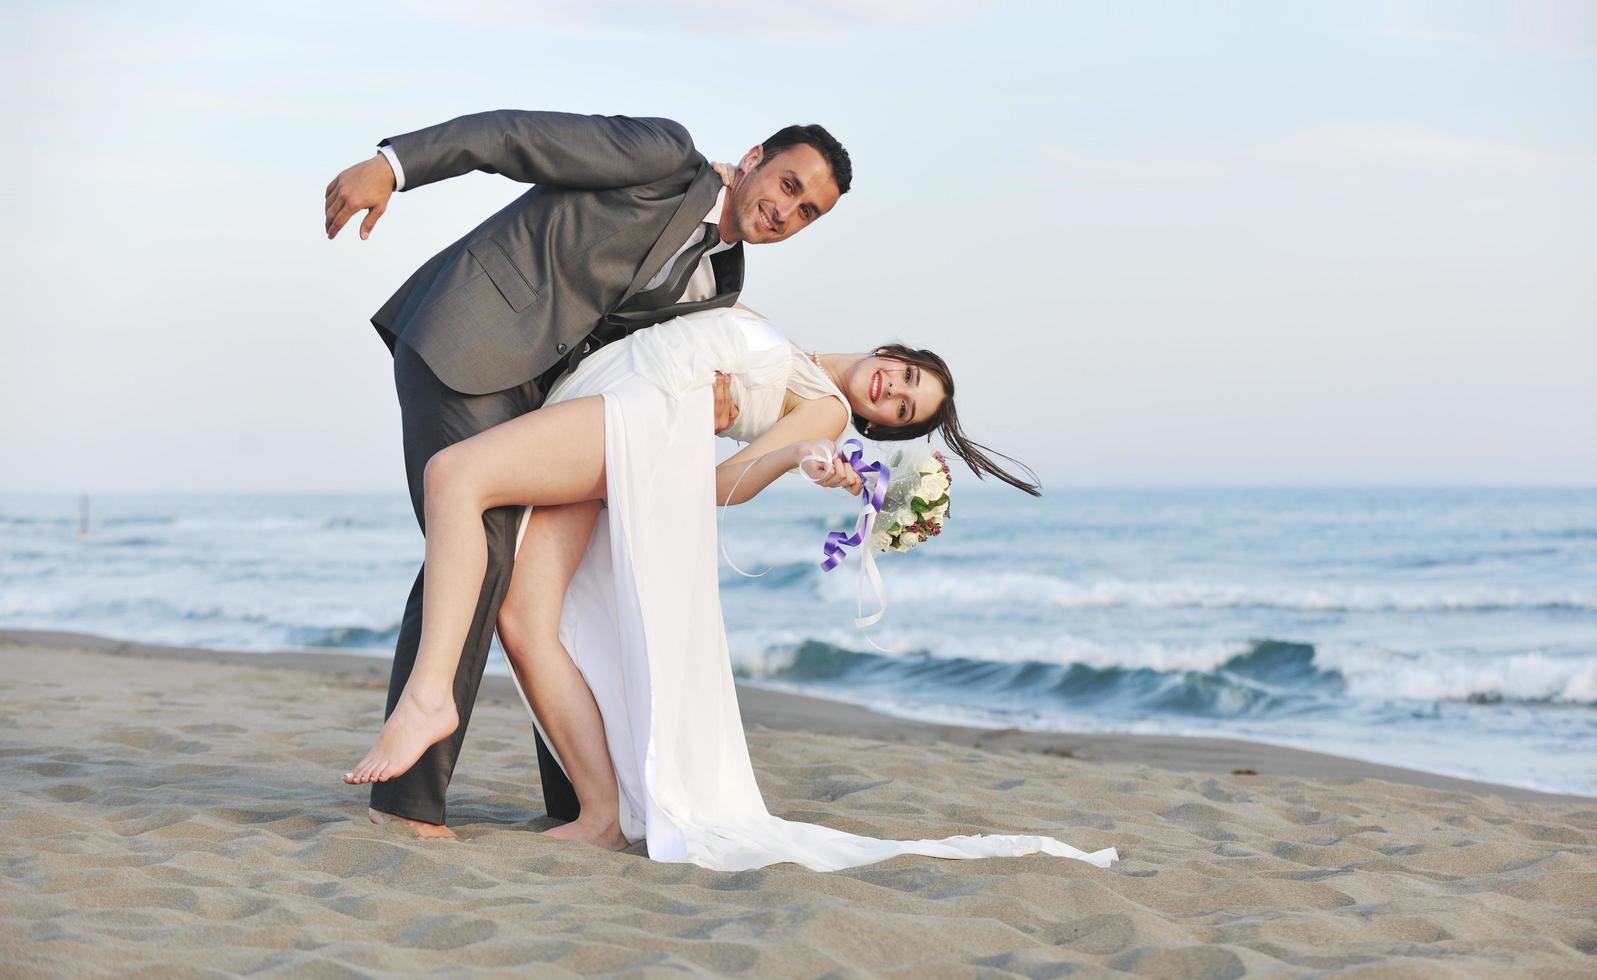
xmin=377 ymin=143 xmax=406 ymax=191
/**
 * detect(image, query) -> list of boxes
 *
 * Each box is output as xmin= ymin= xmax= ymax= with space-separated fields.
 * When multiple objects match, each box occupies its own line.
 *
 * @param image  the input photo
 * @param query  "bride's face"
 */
xmin=844 ymin=355 xmax=947 ymax=429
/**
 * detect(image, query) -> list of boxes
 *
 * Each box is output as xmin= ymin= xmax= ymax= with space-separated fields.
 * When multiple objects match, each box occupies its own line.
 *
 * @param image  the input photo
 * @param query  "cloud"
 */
xmin=395 ymin=0 xmax=993 ymax=40
xmin=1373 ymin=0 xmax=1597 ymax=60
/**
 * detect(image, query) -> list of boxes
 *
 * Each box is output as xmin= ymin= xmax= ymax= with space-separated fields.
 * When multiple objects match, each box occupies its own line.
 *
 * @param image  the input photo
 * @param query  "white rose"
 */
xmin=895 ymin=507 xmax=917 ymax=528
xmin=870 ymin=530 xmax=893 ymax=551
xmin=915 ymin=475 xmax=944 ymax=501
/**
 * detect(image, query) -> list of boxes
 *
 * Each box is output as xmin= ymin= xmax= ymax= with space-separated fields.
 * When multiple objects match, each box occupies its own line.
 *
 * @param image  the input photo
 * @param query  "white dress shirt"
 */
xmin=377 ymin=144 xmax=408 ymax=192
xmin=643 ymin=186 xmax=734 ymax=304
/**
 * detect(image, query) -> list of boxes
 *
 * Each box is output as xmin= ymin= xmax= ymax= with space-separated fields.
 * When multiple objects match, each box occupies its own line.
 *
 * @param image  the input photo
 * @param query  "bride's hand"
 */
xmin=795 ymin=441 xmax=864 ymax=495
xmin=710 ymin=161 xmax=738 ymax=187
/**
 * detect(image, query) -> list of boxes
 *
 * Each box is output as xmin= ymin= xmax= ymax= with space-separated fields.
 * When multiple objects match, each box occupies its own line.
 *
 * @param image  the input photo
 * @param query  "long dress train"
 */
xmin=504 ymin=308 xmax=1117 ymax=873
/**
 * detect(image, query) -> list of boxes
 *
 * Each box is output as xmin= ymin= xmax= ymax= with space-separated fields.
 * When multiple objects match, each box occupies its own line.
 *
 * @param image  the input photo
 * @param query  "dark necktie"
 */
xmin=623 ymin=222 xmax=724 ymax=312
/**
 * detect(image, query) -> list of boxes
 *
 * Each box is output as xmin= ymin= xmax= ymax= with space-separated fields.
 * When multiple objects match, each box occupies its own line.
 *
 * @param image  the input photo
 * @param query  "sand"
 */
xmin=2 ymin=632 xmax=1594 ymax=977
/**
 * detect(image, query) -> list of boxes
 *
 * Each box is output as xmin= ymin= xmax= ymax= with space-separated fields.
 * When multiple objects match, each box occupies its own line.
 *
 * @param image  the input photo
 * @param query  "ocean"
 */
xmin=2 ymin=487 xmax=1593 ymax=795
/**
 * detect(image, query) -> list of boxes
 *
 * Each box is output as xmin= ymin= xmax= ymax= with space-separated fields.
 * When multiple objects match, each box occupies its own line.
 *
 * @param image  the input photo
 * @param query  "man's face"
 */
xmin=721 ymin=143 xmax=842 ymax=245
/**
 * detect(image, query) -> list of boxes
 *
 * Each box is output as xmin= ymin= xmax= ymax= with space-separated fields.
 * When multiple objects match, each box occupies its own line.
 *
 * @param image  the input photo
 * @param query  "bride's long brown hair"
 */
xmin=854 ymin=344 xmax=1041 ymax=497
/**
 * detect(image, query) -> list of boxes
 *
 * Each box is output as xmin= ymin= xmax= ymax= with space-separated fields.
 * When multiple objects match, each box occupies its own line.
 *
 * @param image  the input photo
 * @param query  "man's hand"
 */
xmin=325 ymin=153 xmax=396 ymax=240
xmin=712 ymin=372 xmax=740 ymax=434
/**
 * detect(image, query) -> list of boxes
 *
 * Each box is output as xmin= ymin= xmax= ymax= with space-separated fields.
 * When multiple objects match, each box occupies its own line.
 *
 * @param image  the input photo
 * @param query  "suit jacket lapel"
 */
xmin=616 ymin=164 xmax=724 ymax=309
xmin=601 ymin=243 xmax=744 ymax=334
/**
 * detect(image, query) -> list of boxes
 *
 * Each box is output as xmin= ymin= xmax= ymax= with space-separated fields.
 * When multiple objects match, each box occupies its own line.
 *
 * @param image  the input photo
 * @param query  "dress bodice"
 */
xmin=603 ymin=308 xmax=849 ymax=445
xmin=717 ymin=331 xmax=851 ymax=445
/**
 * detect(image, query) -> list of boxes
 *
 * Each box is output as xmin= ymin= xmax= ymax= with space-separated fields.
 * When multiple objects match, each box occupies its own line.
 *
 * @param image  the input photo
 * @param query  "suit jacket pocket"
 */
xmin=467 ymin=239 xmax=539 ymax=312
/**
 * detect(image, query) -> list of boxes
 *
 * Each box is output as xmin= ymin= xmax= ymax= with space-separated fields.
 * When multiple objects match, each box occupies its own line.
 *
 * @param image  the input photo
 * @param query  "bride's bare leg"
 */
xmin=345 ymin=396 xmax=608 ymax=785
xmin=497 ymin=502 xmax=626 ymax=851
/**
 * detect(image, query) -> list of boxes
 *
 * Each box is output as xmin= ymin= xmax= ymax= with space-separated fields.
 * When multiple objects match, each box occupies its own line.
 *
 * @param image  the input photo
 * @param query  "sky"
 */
xmin=3 ymin=0 xmax=1594 ymax=493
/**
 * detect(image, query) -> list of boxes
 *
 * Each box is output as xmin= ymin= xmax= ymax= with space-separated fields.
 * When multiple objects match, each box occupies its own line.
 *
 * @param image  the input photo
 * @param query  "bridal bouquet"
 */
xmin=809 ymin=439 xmax=951 ymax=631
xmin=870 ymin=447 xmax=952 ymax=553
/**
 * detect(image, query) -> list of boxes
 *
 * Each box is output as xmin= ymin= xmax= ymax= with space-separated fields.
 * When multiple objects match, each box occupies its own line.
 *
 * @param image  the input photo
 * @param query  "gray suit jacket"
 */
xmin=370 ymin=110 xmax=743 ymax=395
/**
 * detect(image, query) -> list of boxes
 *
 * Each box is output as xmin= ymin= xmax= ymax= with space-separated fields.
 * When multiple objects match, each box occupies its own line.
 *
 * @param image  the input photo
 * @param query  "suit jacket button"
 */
xmin=557 ymin=343 xmax=568 ymax=354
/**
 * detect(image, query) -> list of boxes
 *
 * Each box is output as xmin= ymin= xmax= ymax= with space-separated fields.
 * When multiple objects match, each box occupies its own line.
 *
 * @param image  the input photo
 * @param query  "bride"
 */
xmin=344 ymin=306 xmax=1117 ymax=873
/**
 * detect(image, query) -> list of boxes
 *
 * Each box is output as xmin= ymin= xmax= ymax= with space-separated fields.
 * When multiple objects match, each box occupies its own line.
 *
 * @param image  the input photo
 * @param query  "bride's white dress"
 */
xmin=504 ymin=307 xmax=1117 ymax=873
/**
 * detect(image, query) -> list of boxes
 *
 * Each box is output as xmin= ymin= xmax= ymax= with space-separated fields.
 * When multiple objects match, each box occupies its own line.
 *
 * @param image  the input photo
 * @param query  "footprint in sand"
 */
xmin=178 ymin=723 xmax=246 ymax=735
xmin=21 ymin=761 xmax=83 ymax=778
xmin=1043 ymin=912 xmax=1140 ymax=956
xmin=95 ymin=727 xmax=208 ymax=754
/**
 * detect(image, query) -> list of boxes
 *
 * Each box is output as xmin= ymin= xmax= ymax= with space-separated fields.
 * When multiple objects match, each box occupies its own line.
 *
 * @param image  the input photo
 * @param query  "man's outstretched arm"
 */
xmin=324 ymin=111 xmax=698 ymax=241
xmin=385 ymin=110 xmax=696 ymax=190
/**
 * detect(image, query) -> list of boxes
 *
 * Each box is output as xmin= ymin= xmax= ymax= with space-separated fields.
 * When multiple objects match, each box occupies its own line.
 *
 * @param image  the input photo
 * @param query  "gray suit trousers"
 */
xmin=370 ymin=340 xmax=578 ymax=825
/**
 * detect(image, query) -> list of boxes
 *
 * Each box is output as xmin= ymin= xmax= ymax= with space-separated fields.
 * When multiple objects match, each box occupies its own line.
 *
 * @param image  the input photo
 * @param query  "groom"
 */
xmin=325 ymin=110 xmax=851 ymax=837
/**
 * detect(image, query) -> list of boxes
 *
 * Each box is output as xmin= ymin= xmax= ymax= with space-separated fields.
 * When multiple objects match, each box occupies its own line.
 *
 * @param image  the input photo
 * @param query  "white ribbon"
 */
xmin=717 ymin=443 xmax=894 ymax=650
xmin=799 ymin=446 xmax=891 ymax=639
xmin=718 ymin=457 xmax=770 ymax=579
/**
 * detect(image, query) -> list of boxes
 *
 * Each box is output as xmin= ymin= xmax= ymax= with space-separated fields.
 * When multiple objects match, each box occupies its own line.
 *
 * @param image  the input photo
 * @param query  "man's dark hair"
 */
xmin=761 ymin=124 xmax=852 ymax=195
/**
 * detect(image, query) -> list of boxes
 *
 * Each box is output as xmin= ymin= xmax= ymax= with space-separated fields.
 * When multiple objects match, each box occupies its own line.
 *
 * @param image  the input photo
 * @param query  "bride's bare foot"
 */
xmin=543 ymin=817 xmax=628 ymax=851
xmin=343 ymin=693 xmax=458 ymax=785
xmin=368 ymin=807 xmax=458 ymax=840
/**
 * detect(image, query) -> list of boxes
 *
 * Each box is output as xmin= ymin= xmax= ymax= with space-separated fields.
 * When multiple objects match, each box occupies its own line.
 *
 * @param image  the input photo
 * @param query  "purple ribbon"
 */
xmin=819 ymin=439 xmax=890 ymax=572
